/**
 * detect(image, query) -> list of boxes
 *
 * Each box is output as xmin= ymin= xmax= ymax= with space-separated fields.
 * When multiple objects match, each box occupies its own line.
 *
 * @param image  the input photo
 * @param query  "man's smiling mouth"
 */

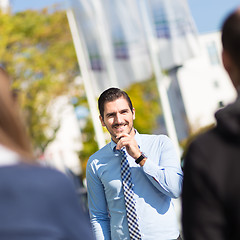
xmin=113 ymin=123 xmax=127 ymax=129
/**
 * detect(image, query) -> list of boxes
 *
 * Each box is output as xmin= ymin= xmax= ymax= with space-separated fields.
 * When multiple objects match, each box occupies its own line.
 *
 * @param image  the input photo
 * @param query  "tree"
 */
xmin=0 ymin=7 xmax=162 ymax=175
xmin=0 ymin=6 xmax=79 ymax=153
xmin=127 ymin=76 xmax=161 ymax=134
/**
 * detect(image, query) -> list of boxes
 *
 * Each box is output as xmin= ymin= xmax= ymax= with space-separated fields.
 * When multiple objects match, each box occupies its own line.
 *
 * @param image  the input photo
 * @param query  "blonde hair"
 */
xmin=0 ymin=67 xmax=34 ymax=162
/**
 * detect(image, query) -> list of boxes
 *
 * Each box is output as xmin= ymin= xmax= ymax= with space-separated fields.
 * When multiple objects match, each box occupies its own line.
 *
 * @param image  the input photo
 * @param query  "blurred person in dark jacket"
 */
xmin=182 ymin=7 xmax=240 ymax=240
xmin=0 ymin=66 xmax=94 ymax=240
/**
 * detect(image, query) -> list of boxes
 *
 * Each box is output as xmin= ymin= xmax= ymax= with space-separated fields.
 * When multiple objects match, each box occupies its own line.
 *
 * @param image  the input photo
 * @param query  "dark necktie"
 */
xmin=120 ymin=148 xmax=141 ymax=240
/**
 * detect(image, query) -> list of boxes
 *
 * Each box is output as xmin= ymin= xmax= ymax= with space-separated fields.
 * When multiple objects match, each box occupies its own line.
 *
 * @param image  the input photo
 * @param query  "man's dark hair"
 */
xmin=222 ymin=8 xmax=240 ymax=68
xmin=98 ymin=87 xmax=133 ymax=119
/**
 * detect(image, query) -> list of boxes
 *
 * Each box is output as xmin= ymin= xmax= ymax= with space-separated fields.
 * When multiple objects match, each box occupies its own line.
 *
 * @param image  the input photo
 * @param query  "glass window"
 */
xmin=206 ymin=41 xmax=220 ymax=66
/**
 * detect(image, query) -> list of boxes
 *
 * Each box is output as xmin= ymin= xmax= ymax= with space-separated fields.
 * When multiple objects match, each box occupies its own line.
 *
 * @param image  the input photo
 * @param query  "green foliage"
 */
xmin=1 ymin=7 xmax=162 ymax=175
xmin=79 ymin=118 xmax=99 ymax=178
xmin=180 ymin=123 xmax=215 ymax=164
xmin=0 ymin=8 xmax=78 ymax=153
xmin=126 ymin=76 xmax=161 ymax=134
xmin=71 ymin=90 xmax=98 ymax=177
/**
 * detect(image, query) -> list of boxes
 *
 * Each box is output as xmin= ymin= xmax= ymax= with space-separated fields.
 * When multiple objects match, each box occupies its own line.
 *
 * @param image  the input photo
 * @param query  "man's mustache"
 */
xmin=113 ymin=123 xmax=126 ymax=128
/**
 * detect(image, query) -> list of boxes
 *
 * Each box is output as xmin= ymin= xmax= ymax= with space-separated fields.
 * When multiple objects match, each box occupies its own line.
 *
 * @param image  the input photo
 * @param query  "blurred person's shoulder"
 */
xmin=0 ymin=163 xmax=77 ymax=198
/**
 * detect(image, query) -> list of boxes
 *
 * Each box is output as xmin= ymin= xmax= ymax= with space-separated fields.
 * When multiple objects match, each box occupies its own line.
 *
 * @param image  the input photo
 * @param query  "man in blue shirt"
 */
xmin=86 ymin=87 xmax=183 ymax=239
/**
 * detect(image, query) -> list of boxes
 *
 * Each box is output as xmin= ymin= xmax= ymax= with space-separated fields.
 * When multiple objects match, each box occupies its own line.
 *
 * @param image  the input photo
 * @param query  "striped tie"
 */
xmin=120 ymin=148 xmax=141 ymax=240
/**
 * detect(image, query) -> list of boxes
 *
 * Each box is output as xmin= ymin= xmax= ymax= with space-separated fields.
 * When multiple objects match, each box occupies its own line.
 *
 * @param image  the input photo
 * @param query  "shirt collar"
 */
xmin=0 ymin=144 xmax=20 ymax=166
xmin=110 ymin=129 xmax=142 ymax=152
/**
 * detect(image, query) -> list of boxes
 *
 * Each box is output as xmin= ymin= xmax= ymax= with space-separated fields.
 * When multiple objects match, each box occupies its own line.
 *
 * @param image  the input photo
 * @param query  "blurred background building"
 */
xmin=0 ymin=0 xmax=236 ymax=172
xmin=43 ymin=96 xmax=83 ymax=176
xmin=0 ymin=0 xmax=9 ymax=14
xmin=165 ymin=31 xmax=236 ymax=141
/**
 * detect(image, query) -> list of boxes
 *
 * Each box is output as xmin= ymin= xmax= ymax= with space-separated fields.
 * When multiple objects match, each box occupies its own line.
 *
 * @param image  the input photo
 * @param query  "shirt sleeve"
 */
xmin=142 ymin=135 xmax=183 ymax=198
xmin=86 ymin=159 xmax=111 ymax=240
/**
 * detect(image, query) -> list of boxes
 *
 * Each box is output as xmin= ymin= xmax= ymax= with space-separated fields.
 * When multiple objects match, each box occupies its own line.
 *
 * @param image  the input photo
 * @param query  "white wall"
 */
xmin=44 ymin=96 xmax=83 ymax=175
xmin=178 ymin=31 xmax=236 ymax=133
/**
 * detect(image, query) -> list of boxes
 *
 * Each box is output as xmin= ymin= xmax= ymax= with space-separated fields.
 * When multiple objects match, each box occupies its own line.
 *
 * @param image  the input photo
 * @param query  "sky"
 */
xmin=10 ymin=0 xmax=240 ymax=34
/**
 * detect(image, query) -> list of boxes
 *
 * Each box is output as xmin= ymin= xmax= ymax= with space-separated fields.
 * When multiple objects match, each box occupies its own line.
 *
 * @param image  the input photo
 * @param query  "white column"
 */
xmin=66 ymin=9 xmax=106 ymax=149
xmin=138 ymin=0 xmax=180 ymax=157
xmin=91 ymin=0 xmax=119 ymax=87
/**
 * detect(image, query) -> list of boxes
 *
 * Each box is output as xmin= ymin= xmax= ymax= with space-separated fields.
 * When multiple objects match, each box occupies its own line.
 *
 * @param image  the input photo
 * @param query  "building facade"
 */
xmin=167 ymin=31 xmax=236 ymax=141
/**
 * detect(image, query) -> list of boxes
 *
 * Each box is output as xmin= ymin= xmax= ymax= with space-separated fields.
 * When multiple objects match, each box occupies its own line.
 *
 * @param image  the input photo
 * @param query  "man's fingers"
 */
xmin=116 ymin=137 xmax=137 ymax=152
xmin=116 ymin=136 xmax=130 ymax=150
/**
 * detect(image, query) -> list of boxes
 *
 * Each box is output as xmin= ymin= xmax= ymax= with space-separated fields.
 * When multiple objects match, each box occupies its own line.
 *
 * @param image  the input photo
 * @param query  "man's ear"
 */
xmin=132 ymin=108 xmax=135 ymax=120
xmin=99 ymin=115 xmax=105 ymax=127
xmin=222 ymin=49 xmax=232 ymax=74
xmin=222 ymin=49 xmax=240 ymax=89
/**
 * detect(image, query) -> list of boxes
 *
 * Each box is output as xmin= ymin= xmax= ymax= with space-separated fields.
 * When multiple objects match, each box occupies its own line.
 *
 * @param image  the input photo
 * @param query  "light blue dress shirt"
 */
xmin=86 ymin=130 xmax=183 ymax=240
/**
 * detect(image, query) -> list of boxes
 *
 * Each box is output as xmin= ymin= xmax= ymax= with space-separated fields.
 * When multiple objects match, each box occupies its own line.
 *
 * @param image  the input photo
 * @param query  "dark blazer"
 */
xmin=182 ymin=96 xmax=240 ymax=240
xmin=0 ymin=163 xmax=94 ymax=240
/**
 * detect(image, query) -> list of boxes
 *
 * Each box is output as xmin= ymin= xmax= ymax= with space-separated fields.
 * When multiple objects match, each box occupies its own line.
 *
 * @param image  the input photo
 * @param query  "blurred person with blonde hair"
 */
xmin=0 ymin=67 xmax=33 ymax=161
xmin=0 ymin=66 xmax=94 ymax=239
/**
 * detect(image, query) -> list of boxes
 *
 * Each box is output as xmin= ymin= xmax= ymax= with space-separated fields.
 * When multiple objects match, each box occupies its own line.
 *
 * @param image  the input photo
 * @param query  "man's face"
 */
xmin=99 ymin=96 xmax=135 ymax=143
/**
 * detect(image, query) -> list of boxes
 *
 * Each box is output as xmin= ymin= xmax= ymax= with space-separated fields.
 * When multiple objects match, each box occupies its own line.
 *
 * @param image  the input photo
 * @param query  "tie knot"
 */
xmin=119 ymin=148 xmax=126 ymax=156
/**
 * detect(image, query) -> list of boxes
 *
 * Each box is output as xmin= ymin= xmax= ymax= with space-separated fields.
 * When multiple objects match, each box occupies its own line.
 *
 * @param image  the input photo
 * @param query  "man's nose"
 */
xmin=115 ymin=113 xmax=123 ymax=123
